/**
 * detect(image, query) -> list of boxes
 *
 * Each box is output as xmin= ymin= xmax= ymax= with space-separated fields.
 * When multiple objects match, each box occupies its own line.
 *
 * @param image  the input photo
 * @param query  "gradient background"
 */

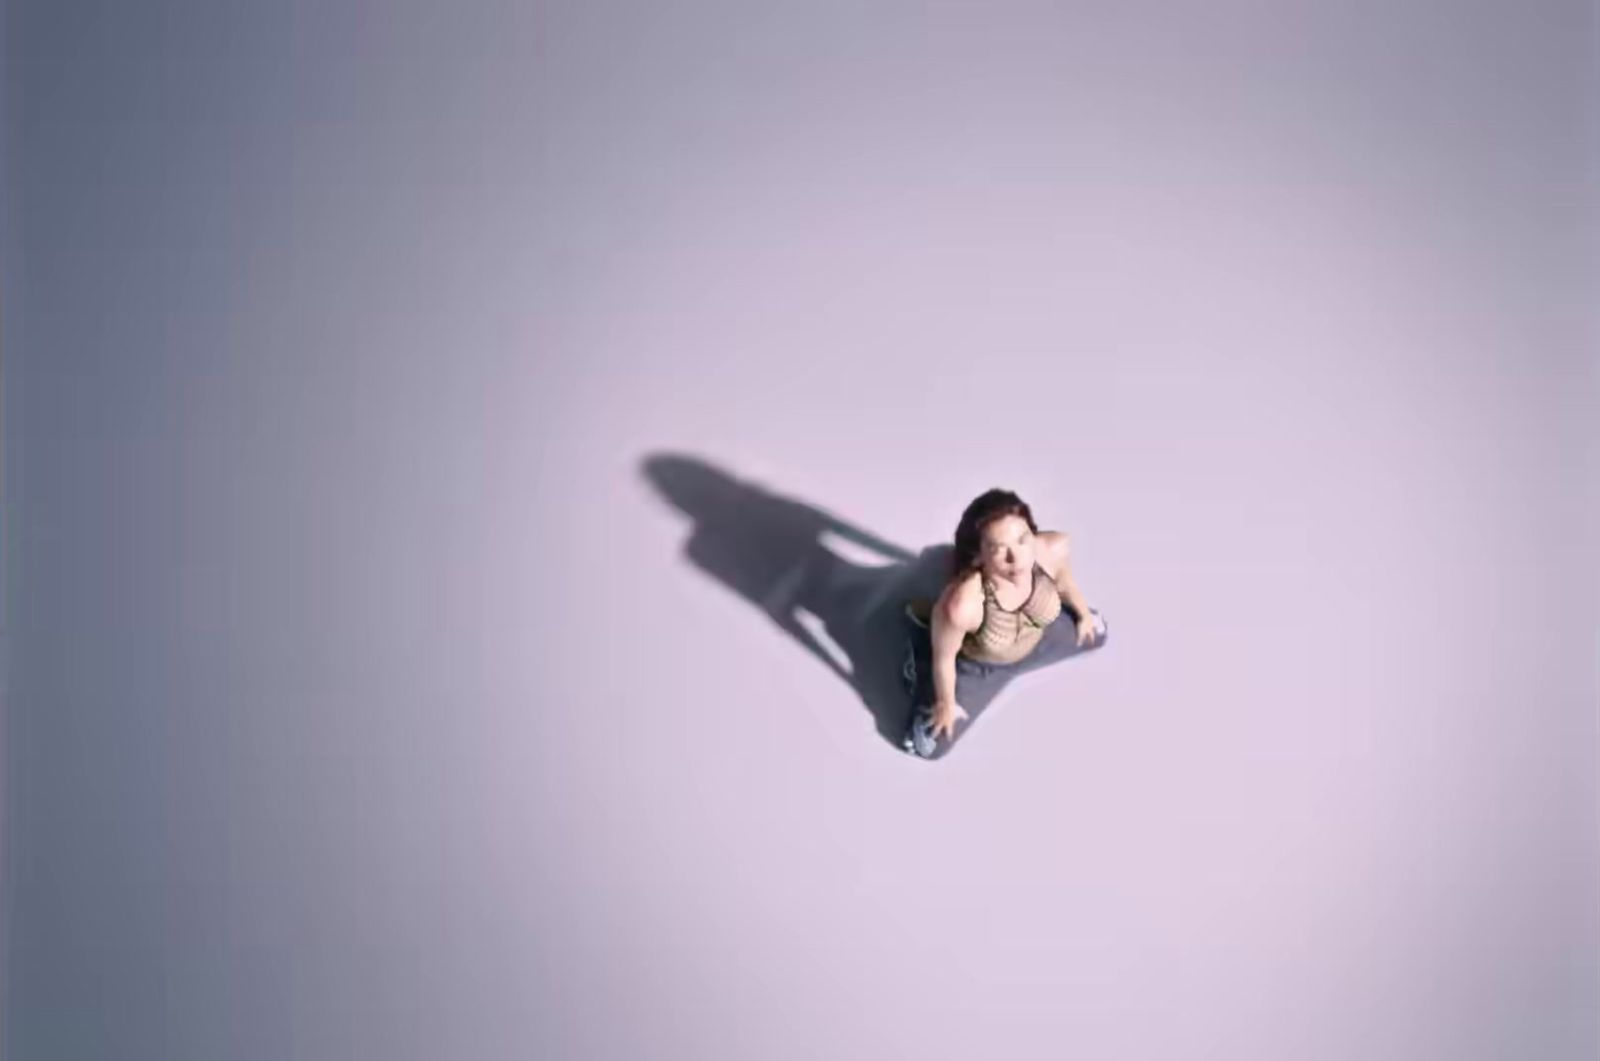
xmin=4 ymin=1 xmax=1597 ymax=1058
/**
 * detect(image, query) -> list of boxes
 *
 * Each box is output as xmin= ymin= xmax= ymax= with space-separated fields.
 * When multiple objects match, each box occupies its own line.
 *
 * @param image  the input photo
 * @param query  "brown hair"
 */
xmin=949 ymin=489 xmax=1038 ymax=581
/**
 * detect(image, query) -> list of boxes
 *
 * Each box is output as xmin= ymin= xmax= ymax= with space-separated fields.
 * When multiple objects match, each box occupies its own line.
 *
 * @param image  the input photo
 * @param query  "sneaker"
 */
xmin=904 ymin=705 xmax=938 ymax=759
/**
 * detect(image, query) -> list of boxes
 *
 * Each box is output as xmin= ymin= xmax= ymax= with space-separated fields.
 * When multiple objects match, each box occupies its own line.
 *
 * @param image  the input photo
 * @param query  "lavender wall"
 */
xmin=4 ymin=1 xmax=1597 ymax=1058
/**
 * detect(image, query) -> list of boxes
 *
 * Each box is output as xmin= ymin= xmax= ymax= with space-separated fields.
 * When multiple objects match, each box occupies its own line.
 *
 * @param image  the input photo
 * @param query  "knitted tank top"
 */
xmin=960 ymin=563 xmax=1064 ymax=664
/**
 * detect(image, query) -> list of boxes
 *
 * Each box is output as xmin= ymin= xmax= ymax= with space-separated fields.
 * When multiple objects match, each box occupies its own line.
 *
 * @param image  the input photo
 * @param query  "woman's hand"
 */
xmin=1075 ymin=611 xmax=1104 ymax=647
xmin=930 ymin=699 xmax=969 ymax=741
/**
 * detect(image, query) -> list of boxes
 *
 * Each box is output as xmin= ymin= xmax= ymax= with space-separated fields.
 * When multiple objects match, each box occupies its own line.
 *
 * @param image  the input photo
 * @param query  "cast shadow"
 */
xmin=640 ymin=452 xmax=952 ymax=750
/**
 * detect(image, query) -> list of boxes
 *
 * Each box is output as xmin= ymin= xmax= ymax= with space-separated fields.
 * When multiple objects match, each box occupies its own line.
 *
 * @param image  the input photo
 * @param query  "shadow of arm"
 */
xmin=817 ymin=511 xmax=916 ymax=563
xmin=774 ymin=610 xmax=854 ymax=686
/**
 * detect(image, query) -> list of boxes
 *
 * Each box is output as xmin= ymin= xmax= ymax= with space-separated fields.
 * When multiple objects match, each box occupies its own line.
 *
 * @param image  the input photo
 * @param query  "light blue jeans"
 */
xmin=900 ymin=603 xmax=1109 ymax=760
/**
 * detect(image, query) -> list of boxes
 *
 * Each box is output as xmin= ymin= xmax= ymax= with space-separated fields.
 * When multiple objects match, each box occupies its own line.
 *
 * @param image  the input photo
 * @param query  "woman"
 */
xmin=900 ymin=488 xmax=1109 ymax=760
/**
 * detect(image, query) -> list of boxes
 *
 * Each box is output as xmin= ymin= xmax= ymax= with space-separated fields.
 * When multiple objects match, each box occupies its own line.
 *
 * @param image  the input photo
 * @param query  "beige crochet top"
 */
xmin=960 ymin=563 xmax=1064 ymax=664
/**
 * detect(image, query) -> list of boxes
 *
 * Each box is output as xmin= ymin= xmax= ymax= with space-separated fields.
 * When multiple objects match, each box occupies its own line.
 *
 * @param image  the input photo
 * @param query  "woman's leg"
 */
xmin=1011 ymin=606 xmax=1110 ymax=675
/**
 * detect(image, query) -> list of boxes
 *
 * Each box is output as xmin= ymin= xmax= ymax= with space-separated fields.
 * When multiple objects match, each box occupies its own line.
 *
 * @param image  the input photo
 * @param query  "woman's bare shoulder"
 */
xmin=1037 ymin=529 xmax=1071 ymax=578
xmin=936 ymin=571 xmax=984 ymax=631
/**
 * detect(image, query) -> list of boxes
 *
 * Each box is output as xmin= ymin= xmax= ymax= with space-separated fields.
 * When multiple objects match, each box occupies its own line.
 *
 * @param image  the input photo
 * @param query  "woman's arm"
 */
xmin=929 ymin=580 xmax=982 ymax=705
xmin=1042 ymin=532 xmax=1094 ymax=618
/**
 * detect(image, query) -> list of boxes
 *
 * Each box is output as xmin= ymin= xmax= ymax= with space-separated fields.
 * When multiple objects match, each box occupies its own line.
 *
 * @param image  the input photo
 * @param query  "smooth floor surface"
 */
xmin=4 ymin=2 xmax=1597 ymax=1058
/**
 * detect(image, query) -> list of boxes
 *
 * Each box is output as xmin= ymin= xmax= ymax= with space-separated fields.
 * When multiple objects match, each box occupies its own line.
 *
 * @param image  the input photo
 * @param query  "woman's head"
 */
xmin=950 ymin=489 xmax=1039 ymax=583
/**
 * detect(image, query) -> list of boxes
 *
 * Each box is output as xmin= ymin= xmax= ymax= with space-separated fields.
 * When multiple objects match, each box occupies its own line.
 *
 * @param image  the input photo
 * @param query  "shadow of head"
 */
xmin=640 ymin=452 xmax=953 ymax=746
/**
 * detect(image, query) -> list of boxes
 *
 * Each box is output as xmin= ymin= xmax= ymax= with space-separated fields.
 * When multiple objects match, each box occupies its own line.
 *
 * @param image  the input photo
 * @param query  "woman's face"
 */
xmin=978 ymin=514 xmax=1035 ymax=582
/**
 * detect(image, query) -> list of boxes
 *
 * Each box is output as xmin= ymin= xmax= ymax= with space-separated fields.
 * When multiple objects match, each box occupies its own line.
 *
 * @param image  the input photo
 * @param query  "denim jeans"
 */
xmin=900 ymin=602 xmax=1109 ymax=760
